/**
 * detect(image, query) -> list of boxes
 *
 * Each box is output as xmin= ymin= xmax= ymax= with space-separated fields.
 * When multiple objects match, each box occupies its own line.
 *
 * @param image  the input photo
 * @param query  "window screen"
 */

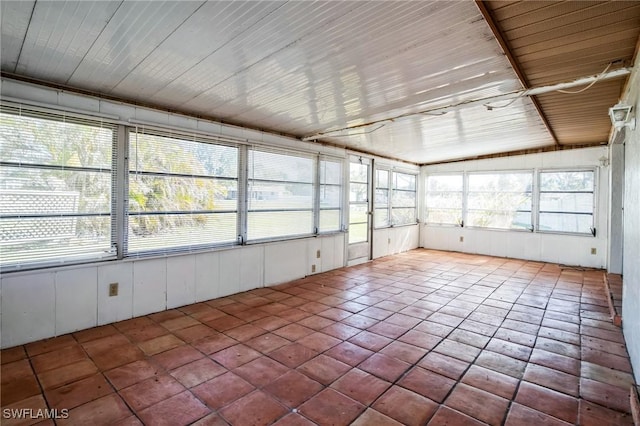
xmin=1 ymin=106 xmax=116 ymax=269
xmin=319 ymin=157 xmax=342 ymax=233
xmin=128 ymin=129 xmax=238 ymax=254
xmin=467 ymin=172 xmax=532 ymax=230
xmin=375 ymin=169 xmax=390 ymax=228
xmin=247 ymin=149 xmax=314 ymax=240
xmin=391 ymin=171 xmax=417 ymax=225
xmin=539 ymin=170 xmax=594 ymax=234
xmin=425 ymin=174 xmax=463 ymax=226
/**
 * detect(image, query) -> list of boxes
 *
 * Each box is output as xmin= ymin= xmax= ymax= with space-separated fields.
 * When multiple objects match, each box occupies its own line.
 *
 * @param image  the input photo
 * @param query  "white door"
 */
xmin=347 ymin=157 xmax=372 ymax=265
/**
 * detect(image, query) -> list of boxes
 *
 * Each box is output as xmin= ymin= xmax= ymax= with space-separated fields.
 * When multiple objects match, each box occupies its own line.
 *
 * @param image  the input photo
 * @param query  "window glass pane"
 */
xmin=348 ymin=223 xmax=368 ymax=244
xmin=425 ymin=174 xmax=463 ymax=226
xmin=391 ymin=172 xmax=416 ymax=225
xmin=128 ymin=130 xmax=238 ymax=253
xmin=350 ymin=183 xmax=368 ymax=202
xmin=247 ymin=149 xmax=314 ymax=240
xmin=539 ymin=170 xmax=594 ymax=234
xmin=467 ymin=172 xmax=532 ymax=229
xmin=349 ymin=204 xmax=368 ymax=224
xmin=319 ymin=158 xmax=342 ymax=233
xmin=375 ymin=208 xmax=389 ymax=227
xmin=350 ymin=163 xmax=368 ymax=183
xmin=539 ymin=213 xmax=592 ymax=234
xmin=376 ymin=169 xmax=389 ymax=188
xmin=1 ymin=109 xmax=115 ymax=269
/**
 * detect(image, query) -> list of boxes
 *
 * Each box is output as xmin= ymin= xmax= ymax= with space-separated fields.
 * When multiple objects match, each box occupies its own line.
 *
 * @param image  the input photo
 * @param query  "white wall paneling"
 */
xmin=97 ymin=263 xmax=134 ymax=326
xmin=132 ymin=258 xmax=167 ymax=317
xmin=55 ymin=268 xmax=98 ymax=335
xmin=166 ymin=255 xmax=197 ymax=309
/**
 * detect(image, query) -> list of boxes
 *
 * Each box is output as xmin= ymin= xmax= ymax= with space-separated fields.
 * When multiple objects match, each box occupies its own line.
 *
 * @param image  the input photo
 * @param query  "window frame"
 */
xmin=390 ymin=170 xmax=418 ymax=227
xmin=424 ymin=172 xmax=464 ymax=227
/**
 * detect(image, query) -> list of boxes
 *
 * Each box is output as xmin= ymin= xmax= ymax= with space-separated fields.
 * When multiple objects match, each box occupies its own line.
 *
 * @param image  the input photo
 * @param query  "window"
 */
xmin=391 ymin=171 xmax=417 ymax=225
xmin=128 ymin=129 xmax=238 ymax=254
xmin=374 ymin=169 xmax=390 ymax=227
xmin=538 ymin=170 xmax=595 ymax=234
xmin=425 ymin=174 xmax=463 ymax=226
xmin=467 ymin=172 xmax=532 ymax=230
xmin=349 ymin=161 xmax=369 ymax=243
xmin=1 ymin=106 xmax=116 ymax=269
xmin=318 ymin=157 xmax=343 ymax=233
xmin=247 ymin=149 xmax=314 ymax=240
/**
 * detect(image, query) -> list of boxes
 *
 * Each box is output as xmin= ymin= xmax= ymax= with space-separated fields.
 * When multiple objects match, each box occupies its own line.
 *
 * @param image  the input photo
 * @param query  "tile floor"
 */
xmin=1 ymin=249 xmax=637 ymax=425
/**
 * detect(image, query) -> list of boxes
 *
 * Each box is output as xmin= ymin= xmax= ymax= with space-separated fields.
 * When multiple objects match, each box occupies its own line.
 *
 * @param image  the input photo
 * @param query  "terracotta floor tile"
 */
xmin=124 ymin=324 xmax=169 ymax=343
xmin=373 ymin=386 xmax=438 ymax=426
xmin=148 ymin=309 xmax=184 ymax=323
xmin=398 ymin=366 xmax=456 ymax=403
xmin=529 ymin=348 xmax=580 ymax=376
xmin=581 ymin=361 xmax=635 ymax=389
xmin=582 ymin=335 xmax=629 ymax=357
xmin=233 ymin=356 xmax=289 ymax=388
xmin=397 ymin=329 xmax=441 ymax=350
xmin=296 ymin=332 xmax=341 ymax=352
xmin=485 ymin=338 xmax=531 ymax=362
xmin=170 ymin=357 xmax=227 ymax=388
xmin=579 ymin=399 xmax=635 ymax=426
xmin=359 ymin=306 xmax=393 ymax=321
xmin=82 ymin=334 xmax=130 ymax=354
xmin=44 ymin=372 xmax=112 ymax=410
xmin=581 ymin=346 xmax=633 ymax=373
xmin=505 ymin=403 xmax=572 ymax=426
xmin=268 ymin=343 xmax=318 ymax=368
xmin=114 ymin=317 xmax=154 ymax=332
xmin=460 ymin=365 xmax=519 ymax=400
xmin=535 ymin=337 xmax=580 ymax=359
xmin=341 ymin=313 xmax=380 ymax=329
xmin=219 ymin=390 xmax=288 ymax=426
xmin=475 ymin=350 xmax=526 ymax=379
xmin=192 ymin=372 xmax=254 ymax=410
xmin=1 ymin=346 xmax=27 ymax=365
xmin=324 ymin=341 xmax=373 ymax=367
xmin=515 ymin=381 xmax=579 ymax=423
xmin=367 ymin=321 xmax=410 ymax=339
xmin=428 ymin=406 xmax=489 ymax=426
xmin=252 ymin=316 xmax=291 ymax=331
xmin=418 ymin=352 xmax=469 ymax=380
xmin=233 ymin=308 xmax=271 ymax=322
xmin=104 ymin=360 xmax=161 ymax=390
xmin=137 ymin=335 xmax=184 ymax=356
xmin=245 ymin=333 xmax=291 ymax=354
xmin=119 ymin=374 xmax=185 ymax=412
xmin=263 ymin=370 xmax=323 ymax=408
xmin=191 ymin=412 xmax=230 ymax=426
xmin=194 ymin=308 xmax=228 ymax=323
xmin=91 ymin=344 xmax=146 ymax=371
xmin=272 ymin=323 xmax=315 ymax=340
xmin=338 ymin=301 xmax=369 ymax=313
xmin=191 ymin=333 xmax=237 ymax=355
xmin=152 ymin=344 xmax=204 ymax=370
xmin=205 ymin=315 xmax=246 ymax=332
xmin=297 ymin=315 xmax=335 ymax=331
xmin=330 ymin=368 xmax=390 ymax=405
xmin=172 ymin=324 xmax=217 ymax=343
xmin=348 ymin=330 xmax=392 ymax=351
xmin=321 ymin=322 xmax=360 ymax=340
xmin=159 ymin=315 xmax=200 ymax=331
xmin=297 ymin=354 xmax=350 ymax=385
xmin=37 ymin=359 xmax=98 ymax=390
xmin=138 ymin=390 xmax=210 ymax=426
xmin=434 ymin=339 xmax=481 ymax=362
xmin=261 ymin=303 xmax=295 ymax=315
xmin=279 ymin=308 xmax=313 ymax=322
xmin=351 ymin=408 xmax=403 ymax=426
xmin=57 ymin=393 xmax=132 ymax=425
xmin=25 ymin=335 xmax=77 ymax=357
xmin=33 ymin=345 xmax=90 ymax=373
xmin=448 ymin=328 xmax=491 ymax=349
xmin=299 ymin=388 xmax=364 ymax=426
xmin=272 ymin=413 xmax=315 ymax=425
xmin=73 ymin=325 xmax=119 ymax=344
xmin=523 ymin=363 xmax=579 ymax=397
xmin=579 ymin=377 xmax=631 ymax=413
xmin=1 ymin=395 xmax=51 ymax=425
xmin=1 ymin=360 xmax=42 ymax=405
xmin=225 ymin=324 xmax=267 ymax=342
xmin=445 ymin=383 xmax=510 ymax=426
xmin=317 ymin=308 xmax=352 ymax=322
xmin=210 ymin=344 xmax=261 ymax=369
xmin=493 ymin=327 xmax=536 ymax=347
xmin=380 ymin=341 xmax=427 ymax=364
xmin=359 ymin=353 xmax=410 ymax=382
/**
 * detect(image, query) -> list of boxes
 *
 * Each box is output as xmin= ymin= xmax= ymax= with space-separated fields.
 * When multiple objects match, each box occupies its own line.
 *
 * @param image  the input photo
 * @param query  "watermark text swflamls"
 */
xmin=2 ymin=408 xmax=69 ymax=420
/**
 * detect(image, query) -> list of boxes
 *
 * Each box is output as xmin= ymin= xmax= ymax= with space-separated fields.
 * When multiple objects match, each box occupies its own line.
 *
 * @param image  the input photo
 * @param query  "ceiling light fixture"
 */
xmin=609 ymin=103 xmax=636 ymax=130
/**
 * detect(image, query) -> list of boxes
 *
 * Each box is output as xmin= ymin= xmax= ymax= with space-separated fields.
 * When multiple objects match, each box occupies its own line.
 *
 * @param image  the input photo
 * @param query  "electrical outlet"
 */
xmin=459 ymin=236 xmax=464 ymax=242
xmin=591 ymin=248 xmax=597 ymax=255
xmin=311 ymin=264 xmax=316 ymax=273
xmin=316 ymin=249 xmax=321 ymax=258
xmin=109 ymin=282 xmax=118 ymax=297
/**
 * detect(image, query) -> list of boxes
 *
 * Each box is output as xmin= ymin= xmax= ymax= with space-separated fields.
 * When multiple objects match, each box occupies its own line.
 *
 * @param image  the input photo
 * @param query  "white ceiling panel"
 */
xmin=0 ymin=0 xmax=34 ymax=72
xmin=68 ymin=1 xmax=205 ymax=92
xmin=2 ymin=1 xmax=636 ymax=165
xmin=15 ymin=1 xmax=121 ymax=80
